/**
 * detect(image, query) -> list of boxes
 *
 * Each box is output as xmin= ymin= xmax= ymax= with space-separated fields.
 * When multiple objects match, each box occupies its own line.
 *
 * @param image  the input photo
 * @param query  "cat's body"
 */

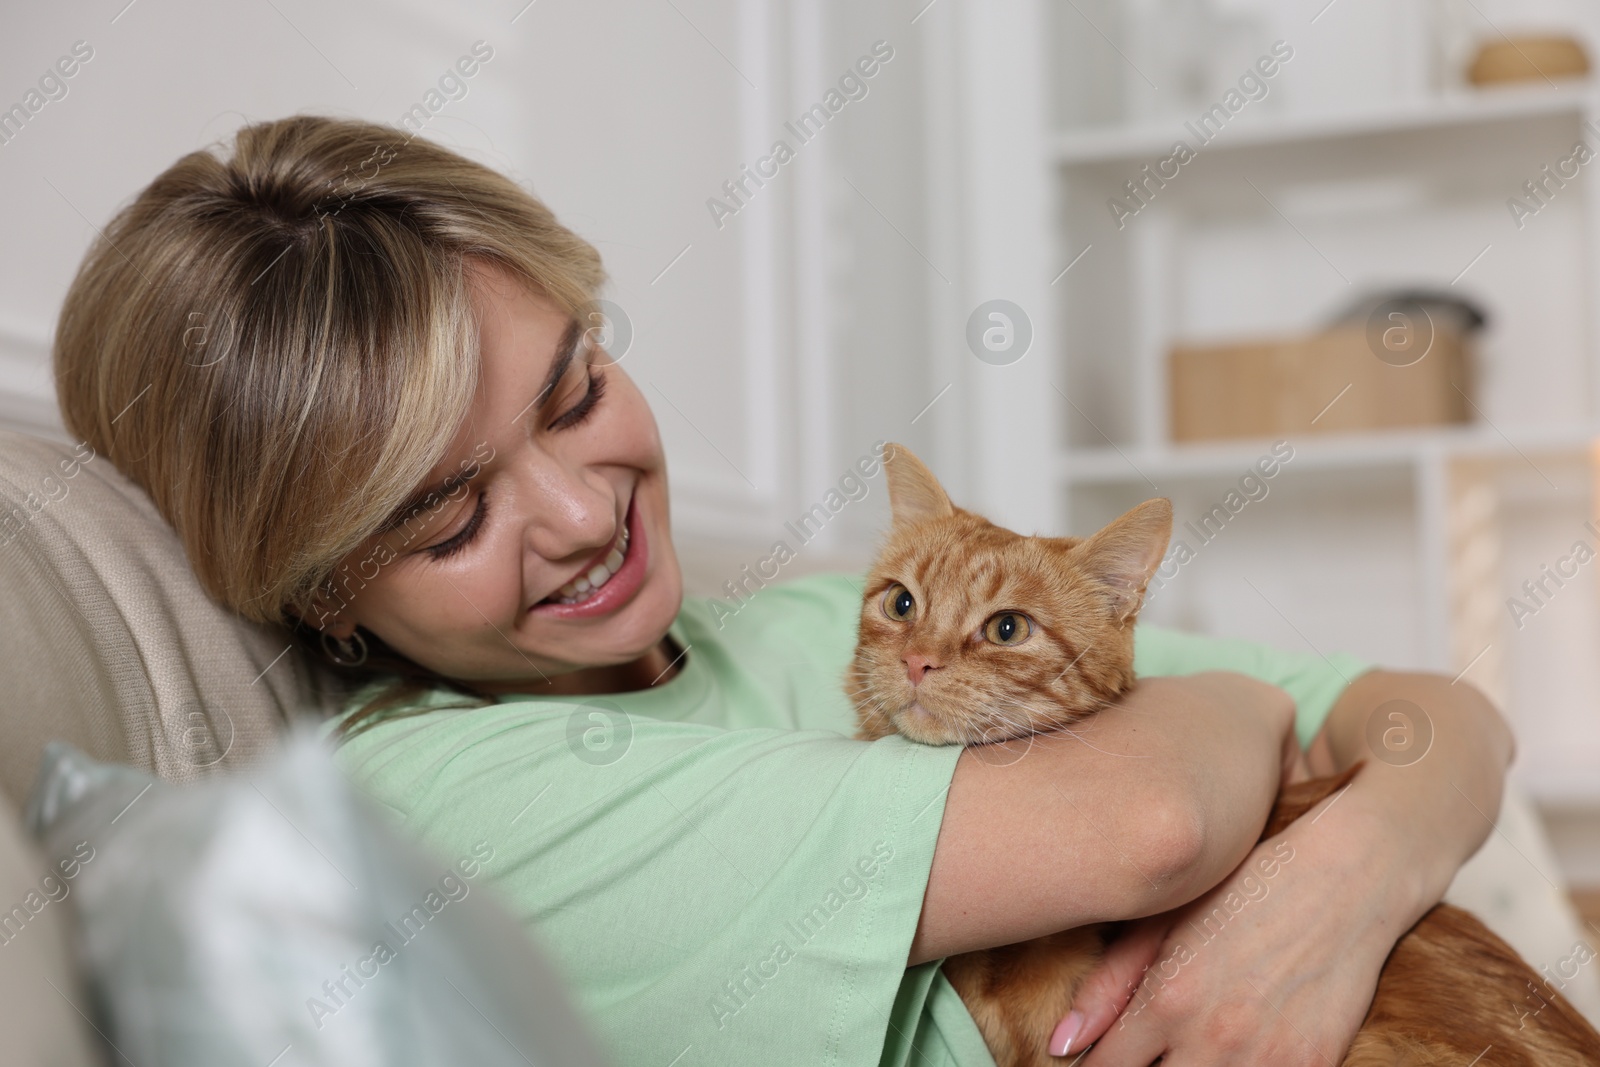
xmin=849 ymin=443 xmax=1600 ymax=1066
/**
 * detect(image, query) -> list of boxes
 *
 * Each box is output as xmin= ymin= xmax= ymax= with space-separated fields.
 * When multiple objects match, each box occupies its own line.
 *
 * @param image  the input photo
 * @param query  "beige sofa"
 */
xmin=1 ymin=427 xmax=1597 ymax=1061
xmin=0 ymin=432 xmax=344 ymax=807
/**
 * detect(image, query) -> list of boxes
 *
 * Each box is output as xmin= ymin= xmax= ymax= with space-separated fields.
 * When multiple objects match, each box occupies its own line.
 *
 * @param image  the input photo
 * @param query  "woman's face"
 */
xmin=318 ymin=259 xmax=683 ymax=692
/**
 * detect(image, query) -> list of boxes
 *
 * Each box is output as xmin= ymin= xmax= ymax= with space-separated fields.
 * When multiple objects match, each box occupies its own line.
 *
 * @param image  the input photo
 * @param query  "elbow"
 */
xmin=1485 ymin=693 xmax=1517 ymax=769
xmin=1137 ymin=795 xmax=1207 ymax=899
xmin=1432 ymin=673 xmax=1517 ymax=770
xmin=1485 ymin=689 xmax=1517 ymax=769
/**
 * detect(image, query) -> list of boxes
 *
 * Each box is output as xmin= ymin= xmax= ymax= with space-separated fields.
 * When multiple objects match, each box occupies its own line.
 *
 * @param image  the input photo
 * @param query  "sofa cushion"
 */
xmin=0 ymin=430 xmax=346 ymax=806
xmin=0 ymin=785 xmax=105 ymax=1066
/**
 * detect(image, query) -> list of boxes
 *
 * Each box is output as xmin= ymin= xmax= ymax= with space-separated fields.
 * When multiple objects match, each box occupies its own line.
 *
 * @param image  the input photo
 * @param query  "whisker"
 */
xmin=1050 ymin=723 xmax=1148 ymax=759
xmin=995 ymin=696 xmax=1147 ymax=759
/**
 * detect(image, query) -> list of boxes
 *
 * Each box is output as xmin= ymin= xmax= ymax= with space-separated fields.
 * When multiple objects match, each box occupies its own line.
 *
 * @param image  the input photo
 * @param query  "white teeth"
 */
xmin=544 ymin=523 xmax=633 ymax=606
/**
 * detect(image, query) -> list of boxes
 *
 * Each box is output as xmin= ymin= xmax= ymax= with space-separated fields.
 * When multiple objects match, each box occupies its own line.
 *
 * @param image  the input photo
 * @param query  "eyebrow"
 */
xmin=509 ymin=317 xmax=583 ymax=427
xmin=374 ymin=317 xmax=582 ymax=537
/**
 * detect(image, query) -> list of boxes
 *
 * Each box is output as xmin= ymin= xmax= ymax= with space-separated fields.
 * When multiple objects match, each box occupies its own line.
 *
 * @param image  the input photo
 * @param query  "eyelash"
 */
xmin=551 ymin=368 xmax=606 ymax=431
xmin=426 ymin=491 xmax=489 ymax=561
xmin=423 ymin=368 xmax=606 ymax=561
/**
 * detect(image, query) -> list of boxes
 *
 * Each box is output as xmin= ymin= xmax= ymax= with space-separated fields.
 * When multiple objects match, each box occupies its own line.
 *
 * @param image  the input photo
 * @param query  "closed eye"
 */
xmin=551 ymin=368 xmax=606 ymax=431
xmin=425 ymin=491 xmax=489 ymax=561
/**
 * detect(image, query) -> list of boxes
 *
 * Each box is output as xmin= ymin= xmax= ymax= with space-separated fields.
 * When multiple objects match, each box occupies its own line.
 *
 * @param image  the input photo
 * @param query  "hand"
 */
xmin=1047 ymin=918 xmax=1166 ymax=1057
xmin=1053 ymin=669 xmax=1512 ymax=1063
xmin=1061 ymin=786 xmax=1402 ymax=1065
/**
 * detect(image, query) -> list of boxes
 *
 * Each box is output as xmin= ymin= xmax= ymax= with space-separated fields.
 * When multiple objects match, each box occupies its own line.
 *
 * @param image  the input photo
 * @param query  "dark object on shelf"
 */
xmin=1326 ymin=289 xmax=1488 ymax=337
xmin=1468 ymin=36 xmax=1590 ymax=86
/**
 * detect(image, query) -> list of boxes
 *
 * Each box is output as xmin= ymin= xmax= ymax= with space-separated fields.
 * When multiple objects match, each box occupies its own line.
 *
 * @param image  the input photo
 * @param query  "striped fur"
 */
xmin=849 ymin=444 xmax=1600 ymax=1065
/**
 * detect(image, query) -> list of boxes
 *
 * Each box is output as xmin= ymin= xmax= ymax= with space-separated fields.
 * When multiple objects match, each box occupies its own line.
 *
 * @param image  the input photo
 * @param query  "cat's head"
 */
xmin=849 ymin=443 xmax=1171 ymax=746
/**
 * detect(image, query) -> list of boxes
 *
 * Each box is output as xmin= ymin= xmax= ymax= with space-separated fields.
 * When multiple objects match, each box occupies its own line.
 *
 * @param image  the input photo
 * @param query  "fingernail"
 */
xmin=1048 ymin=1010 xmax=1084 ymax=1057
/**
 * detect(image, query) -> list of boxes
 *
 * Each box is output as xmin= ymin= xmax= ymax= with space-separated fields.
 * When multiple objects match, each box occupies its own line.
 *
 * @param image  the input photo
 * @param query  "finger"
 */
xmin=1053 ymin=919 xmax=1167 ymax=1056
xmin=1076 ymin=998 xmax=1168 ymax=1067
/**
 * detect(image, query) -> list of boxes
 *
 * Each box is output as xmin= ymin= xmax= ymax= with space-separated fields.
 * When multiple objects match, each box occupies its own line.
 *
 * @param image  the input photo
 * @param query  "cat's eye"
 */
xmin=881 ymin=583 xmax=916 ymax=621
xmin=983 ymin=612 xmax=1032 ymax=646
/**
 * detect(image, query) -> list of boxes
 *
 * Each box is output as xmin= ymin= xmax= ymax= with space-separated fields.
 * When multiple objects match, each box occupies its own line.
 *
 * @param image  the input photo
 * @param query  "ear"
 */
xmin=883 ymin=442 xmax=954 ymax=527
xmin=1076 ymin=498 xmax=1172 ymax=623
xmin=300 ymin=584 xmax=356 ymax=637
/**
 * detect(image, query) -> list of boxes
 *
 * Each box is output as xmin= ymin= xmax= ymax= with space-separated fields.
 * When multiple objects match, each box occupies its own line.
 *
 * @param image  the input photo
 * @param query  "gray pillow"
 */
xmin=25 ymin=733 xmax=608 ymax=1067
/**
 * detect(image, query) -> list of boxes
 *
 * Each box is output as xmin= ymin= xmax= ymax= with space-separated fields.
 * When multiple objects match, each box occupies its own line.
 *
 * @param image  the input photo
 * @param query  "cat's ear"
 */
xmin=883 ymin=443 xmax=955 ymax=527
xmin=1076 ymin=498 xmax=1172 ymax=623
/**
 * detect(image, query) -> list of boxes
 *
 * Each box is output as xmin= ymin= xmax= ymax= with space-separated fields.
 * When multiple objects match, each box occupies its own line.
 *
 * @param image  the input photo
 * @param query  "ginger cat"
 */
xmin=849 ymin=443 xmax=1600 ymax=1066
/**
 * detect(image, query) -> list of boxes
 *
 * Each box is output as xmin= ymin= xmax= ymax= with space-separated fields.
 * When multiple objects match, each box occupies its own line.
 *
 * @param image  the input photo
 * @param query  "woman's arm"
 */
xmin=1306 ymin=668 xmax=1513 ymax=909
xmin=909 ymin=671 xmax=1296 ymax=965
xmin=1065 ymin=669 xmax=1516 ymax=1064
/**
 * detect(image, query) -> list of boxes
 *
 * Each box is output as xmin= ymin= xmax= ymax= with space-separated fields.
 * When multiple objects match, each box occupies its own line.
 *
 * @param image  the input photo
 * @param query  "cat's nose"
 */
xmin=903 ymin=653 xmax=940 ymax=685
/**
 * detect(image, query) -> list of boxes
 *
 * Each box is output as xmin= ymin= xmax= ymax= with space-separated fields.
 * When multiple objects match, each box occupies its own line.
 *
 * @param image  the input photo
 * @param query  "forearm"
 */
xmin=910 ymin=672 xmax=1292 ymax=963
xmin=1148 ymin=671 xmax=1302 ymax=903
xmin=1308 ymin=668 xmax=1515 ymax=919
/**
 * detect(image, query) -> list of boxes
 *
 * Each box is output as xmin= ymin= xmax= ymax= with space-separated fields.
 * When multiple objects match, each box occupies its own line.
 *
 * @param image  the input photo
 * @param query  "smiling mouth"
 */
xmin=541 ymin=513 xmax=633 ymax=606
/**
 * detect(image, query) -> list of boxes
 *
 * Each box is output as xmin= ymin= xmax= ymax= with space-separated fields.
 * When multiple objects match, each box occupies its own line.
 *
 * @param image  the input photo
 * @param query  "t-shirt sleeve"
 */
xmin=330 ymin=701 xmax=966 ymax=1067
xmin=1133 ymin=625 xmax=1374 ymax=749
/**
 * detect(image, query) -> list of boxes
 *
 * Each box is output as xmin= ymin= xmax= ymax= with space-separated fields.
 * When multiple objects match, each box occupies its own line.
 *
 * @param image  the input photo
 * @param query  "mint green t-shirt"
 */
xmin=327 ymin=573 xmax=1369 ymax=1067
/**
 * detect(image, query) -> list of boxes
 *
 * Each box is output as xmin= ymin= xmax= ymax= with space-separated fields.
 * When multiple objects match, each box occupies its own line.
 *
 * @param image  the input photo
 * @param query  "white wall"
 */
xmin=0 ymin=0 xmax=953 ymax=587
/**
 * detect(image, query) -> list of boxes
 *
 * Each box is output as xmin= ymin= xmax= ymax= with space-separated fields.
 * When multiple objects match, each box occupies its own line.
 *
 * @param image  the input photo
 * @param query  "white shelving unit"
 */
xmin=1050 ymin=83 xmax=1595 ymax=167
xmin=1062 ymin=423 xmax=1600 ymax=484
xmin=1039 ymin=20 xmax=1600 ymax=804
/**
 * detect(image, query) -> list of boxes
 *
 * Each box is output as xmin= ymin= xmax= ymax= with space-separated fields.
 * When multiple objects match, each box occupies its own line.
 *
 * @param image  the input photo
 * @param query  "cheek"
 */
xmin=967 ymin=644 xmax=1054 ymax=695
xmin=356 ymin=548 xmax=526 ymax=658
xmin=855 ymin=621 xmax=905 ymax=676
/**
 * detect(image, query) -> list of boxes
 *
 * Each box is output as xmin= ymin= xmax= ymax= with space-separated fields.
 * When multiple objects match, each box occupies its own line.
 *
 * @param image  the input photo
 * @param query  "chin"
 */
xmin=588 ymin=560 xmax=685 ymax=664
xmin=635 ymin=553 xmax=685 ymax=634
xmin=893 ymin=703 xmax=961 ymax=746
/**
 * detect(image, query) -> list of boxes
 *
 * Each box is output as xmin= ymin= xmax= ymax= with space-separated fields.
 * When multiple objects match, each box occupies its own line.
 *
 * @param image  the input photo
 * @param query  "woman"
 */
xmin=52 ymin=115 xmax=1512 ymax=1065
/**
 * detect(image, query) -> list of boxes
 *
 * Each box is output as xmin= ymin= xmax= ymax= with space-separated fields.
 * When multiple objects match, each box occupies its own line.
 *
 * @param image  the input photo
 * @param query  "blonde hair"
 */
xmin=53 ymin=116 xmax=606 ymax=716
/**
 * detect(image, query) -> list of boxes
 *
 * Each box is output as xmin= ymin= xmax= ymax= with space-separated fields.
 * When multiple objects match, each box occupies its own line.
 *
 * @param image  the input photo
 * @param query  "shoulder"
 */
xmin=680 ymin=570 xmax=865 ymax=649
xmin=322 ymin=680 xmax=509 ymax=817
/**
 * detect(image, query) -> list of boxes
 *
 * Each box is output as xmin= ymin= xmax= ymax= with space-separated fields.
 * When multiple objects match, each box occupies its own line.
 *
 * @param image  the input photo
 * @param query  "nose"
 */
xmin=903 ymin=652 xmax=941 ymax=686
xmin=516 ymin=453 xmax=616 ymax=561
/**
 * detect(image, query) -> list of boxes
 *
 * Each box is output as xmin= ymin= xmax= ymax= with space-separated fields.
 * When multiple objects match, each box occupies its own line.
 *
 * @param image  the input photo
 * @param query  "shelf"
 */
xmin=1050 ymin=83 xmax=1595 ymax=168
xmin=1061 ymin=424 xmax=1600 ymax=486
xmin=1032 ymin=10 xmax=1600 ymax=794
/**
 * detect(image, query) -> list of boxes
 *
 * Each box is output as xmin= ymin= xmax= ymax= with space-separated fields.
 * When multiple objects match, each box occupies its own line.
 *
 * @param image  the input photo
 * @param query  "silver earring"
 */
xmin=320 ymin=629 xmax=369 ymax=667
